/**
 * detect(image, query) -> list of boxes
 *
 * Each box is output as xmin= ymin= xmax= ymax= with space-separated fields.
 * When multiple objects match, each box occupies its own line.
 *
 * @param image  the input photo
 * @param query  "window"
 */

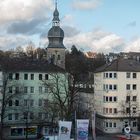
xmin=24 ymin=87 xmax=28 ymax=93
xmin=15 ymin=100 xmax=19 ymax=106
xmin=109 ymin=122 xmax=112 ymax=127
xmin=104 ymin=84 xmax=117 ymax=91
xmin=114 ymin=108 xmax=117 ymax=114
xmin=15 ymin=73 xmax=19 ymax=80
xmin=114 ymin=123 xmax=116 ymax=127
xmin=39 ymin=74 xmax=42 ymax=80
xmin=44 ymin=113 xmax=49 ymax=119
xmin=106 ymin=97 xmax=108 ymax=102
xmin=9 ymin=73 xmax=13 ymax=80
xmin=106 ymin=122 xmax=108 ymax=127
xmin=133 ymin=84 xmax=137 ymax=90
xmin=126 ymin=84 xmax=130 ymax=90
xmin=39 ymin=86 xmax=42 ymax=93
xmin=114 ymin=73 xmax=117 ymax=78
xmin=39 ymin=99 xmax=43 ymax=106
xmin=105 ymin=85 xmax=108 ymax=90
xmin=106 ymin=73 xmax=108 ymax=78
xmin=9 ymin=87 xmax=12 ymax=93
xmin=133 ymin=96 xmax=137 ymax=101
xmin=15 ymin=87 xmax=19 ymax=94
xmin=30 ymin=87 xmax=34 ymax=93
xmin=126 ymin=96 xmax=130 ymax=102
xmin=44 ymin=87 xmax=48 ymax=93
xmin=126 ymin=108 xmax=130 ymax=113
xmin=24 ymin=99 xmax=28 ymax=106
xmin=126 ymin=72 xmax=131 ymax=78
xmin=57 ymin=55 xmax=60 ymax=60
xmin=30 ymin=100 xmax=34 ymax=106
xmin=109 ymin=97 xmax=112 ymax=102
xmin=38 ymin=112 xmax=43 ymax=119
xmin=8 ymin=114 xmax=12 ymax=120
xmin=103 ymin=84 xmax=106 ymax=91
xmin=31 ymin=74 xmax=34 ymax=80
xmin=133 ymin=107 xmax=136 ymax=113
xmin=9 ymin=100 xmax=12 ymax=106
xmin=133 ymin=73 xmax=137 ymax=78
xmin=114 ymin=85 xmax=117 ymax=90
xmin=24 ymin=74 xmax=28 ymax=80
xmin=133 ymin=122 xmax=137 ymax=127
xmin=45 ymin=74 xmax=48 ymax=80
xmin=11 ymin=128 xmax=23 ymax=136
xmin=109 ymin=85 xmax=112 ymax=90
xmin=15 ymin=113 xmax=19 ymax=120
xmin=30 ymin=112 xmax=34 ymax=119
xmin=23 ymin=112 xmax=28 ymax=119
xmin=114 ymin=97 xmax=117 ymax=102
xmin=109 ymin=108 xmax=112 ymax=114
xmin=109 ymin=73 xmax=112 ymax=78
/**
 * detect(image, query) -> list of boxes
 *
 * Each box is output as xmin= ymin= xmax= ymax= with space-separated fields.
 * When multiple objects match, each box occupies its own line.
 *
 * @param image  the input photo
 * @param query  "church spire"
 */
xmin=55 ymin=0 xmax=57 ymax=9
xmin=52 ymin=0 xmax=60 ymax=26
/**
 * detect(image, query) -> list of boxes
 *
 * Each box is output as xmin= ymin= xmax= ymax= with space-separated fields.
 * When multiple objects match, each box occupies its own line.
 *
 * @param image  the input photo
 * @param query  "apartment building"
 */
xmin=94 ymin=58 xmax=140 ymax=133
xmin=0 ymin=59 xmax=67 ymax=139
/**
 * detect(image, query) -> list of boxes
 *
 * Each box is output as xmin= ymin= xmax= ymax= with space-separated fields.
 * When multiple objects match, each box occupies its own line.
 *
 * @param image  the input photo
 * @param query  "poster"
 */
xmin=58 ymin=121 xmax=72 ymax=140
xmin=77 ymin=119 xmax=89 ymax=140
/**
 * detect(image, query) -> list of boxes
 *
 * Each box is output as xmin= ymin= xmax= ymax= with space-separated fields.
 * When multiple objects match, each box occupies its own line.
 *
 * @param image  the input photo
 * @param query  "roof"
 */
xmin=48 ymin=26 xmax=64 ymax=38
xmin=53 ymin=7 xmax=60 ymax=22
xmin=0 ymin=58 xmax=65 ymax=73
xmin=94 ymin=58 xmax=140 ymax=73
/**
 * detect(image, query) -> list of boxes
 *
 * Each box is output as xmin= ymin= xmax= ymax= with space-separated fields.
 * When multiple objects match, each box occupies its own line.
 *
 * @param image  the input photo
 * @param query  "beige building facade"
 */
xmin=94 ymin=58 xmax=140 ymax=133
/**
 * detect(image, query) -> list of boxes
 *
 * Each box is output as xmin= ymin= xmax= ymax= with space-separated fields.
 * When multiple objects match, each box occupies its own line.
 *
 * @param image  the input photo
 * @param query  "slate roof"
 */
xmin=94 ymin=58 xmax=140 ymax=73
xmin=48 ymin=26 xmax=64 ymax=38
xmin=0 ymin=58 xmax=65 ymax=73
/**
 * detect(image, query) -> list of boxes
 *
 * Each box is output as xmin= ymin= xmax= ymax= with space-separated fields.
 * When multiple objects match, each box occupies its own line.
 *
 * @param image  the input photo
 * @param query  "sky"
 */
xmin=0 ymin=0 xmax=140 ymax=53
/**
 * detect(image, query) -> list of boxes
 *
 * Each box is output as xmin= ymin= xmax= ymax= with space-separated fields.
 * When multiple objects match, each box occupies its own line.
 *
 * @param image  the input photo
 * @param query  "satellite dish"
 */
xmin=124 ymin=126 xmax=131 ymax=134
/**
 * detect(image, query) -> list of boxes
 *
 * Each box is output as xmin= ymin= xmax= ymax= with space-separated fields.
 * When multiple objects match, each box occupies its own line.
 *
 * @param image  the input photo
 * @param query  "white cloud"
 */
xmin=72 ymin=0 xmax=101 ymax=10
xmin=124 ymin=38 xmax=140 ymax=52
xmin=0 ymin=35 xmax=30 ymax=50
xmin=0 ymin=0 xmax=53 ymax=24
xmin=61 ymin=14 xmax=74 ymax=26
xmin=64 ymin=29 xmax=125 ymax=53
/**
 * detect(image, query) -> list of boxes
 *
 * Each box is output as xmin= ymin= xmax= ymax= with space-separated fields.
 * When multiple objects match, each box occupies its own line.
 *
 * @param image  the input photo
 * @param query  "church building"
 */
xmin=47 ymin=2 xmax=66 ymax=69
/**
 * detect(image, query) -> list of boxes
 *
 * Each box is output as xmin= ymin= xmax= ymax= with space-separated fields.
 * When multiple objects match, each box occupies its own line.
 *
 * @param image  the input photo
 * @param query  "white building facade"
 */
xmin=1 ymin=61 xmax=67 ymax=139
xmin=94 ymin=58 xmax=140 ymax=133
xmin=0 ymin=2 xmax=68 ymax=139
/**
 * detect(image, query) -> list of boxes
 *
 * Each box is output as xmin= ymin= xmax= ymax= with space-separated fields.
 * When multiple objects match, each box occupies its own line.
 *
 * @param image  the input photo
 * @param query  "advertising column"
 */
xmin=77 ymin=119 xmax=89 ymax=140
xmin=58 ymin=121 xmax=72 ymax=140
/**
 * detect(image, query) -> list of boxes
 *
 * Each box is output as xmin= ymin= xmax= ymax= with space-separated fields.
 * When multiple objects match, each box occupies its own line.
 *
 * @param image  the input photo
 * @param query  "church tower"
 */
xmin=47 ymin=1 xmax=66 ymax=69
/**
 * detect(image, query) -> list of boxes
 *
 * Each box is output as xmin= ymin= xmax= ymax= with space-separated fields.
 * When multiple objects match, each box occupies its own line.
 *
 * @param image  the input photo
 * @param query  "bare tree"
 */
xmin=43 ymin=73 xmax=69 ymax=120
xmin=118 ymin=92 xmax=138 ymax=131
xmin=0 ymin=71 xmax=25 ymax=140
xmin=25 ymin=42 xmax=36 ymax=59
